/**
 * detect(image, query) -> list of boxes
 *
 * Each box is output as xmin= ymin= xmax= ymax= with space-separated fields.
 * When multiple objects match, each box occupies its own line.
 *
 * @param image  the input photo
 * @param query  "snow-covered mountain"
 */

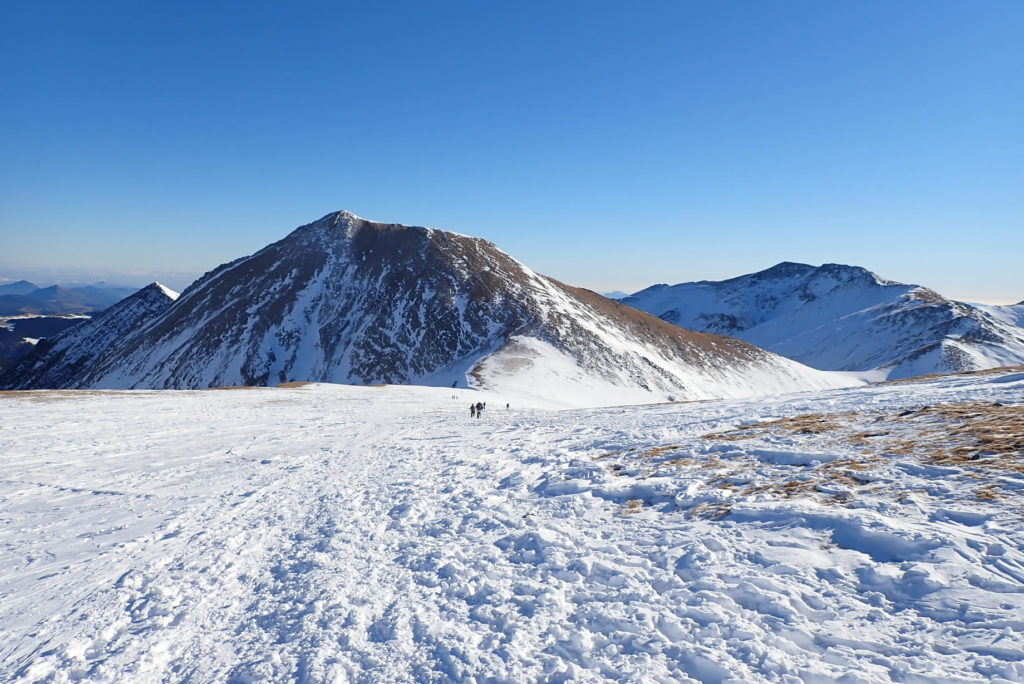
xmin=623 ymin=262 xmax=1024 ymax=380
xmin=0 ymin=283 xmax=178 ymax=389
xmin=0 ymin=315 xmax=86 ymax=372
xmin=0 ymin=213 xmax=856 ymax=404
xmin=980 ymin=301 xmax=1024 ymax=330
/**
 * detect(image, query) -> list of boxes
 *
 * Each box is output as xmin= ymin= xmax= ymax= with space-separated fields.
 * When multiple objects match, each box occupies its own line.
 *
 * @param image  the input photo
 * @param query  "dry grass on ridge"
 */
xmin=600 ymin=399 xmax=1023 ymax=517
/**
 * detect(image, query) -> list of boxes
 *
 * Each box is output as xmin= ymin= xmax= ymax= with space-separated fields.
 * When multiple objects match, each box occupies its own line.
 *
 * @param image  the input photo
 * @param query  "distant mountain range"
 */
xmin=0 ymin=281 xmax=138 ymax=316
xmin=0 ymin=212 xmax=854 ymax=404
xmin=623 ymin=262 xmax=1024 ymax=379
xmin=4 ymin=215 xmax=1021 ymax=399
xmin=1 ymin=284 xmax=179 ymax=385
xmin=0 ymin=281 xmax=144 ymax=371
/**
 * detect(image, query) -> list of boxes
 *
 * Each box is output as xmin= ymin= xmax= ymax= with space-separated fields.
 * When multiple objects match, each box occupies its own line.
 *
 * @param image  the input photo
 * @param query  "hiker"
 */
xmin=476 ymin=401 xmax=483 ymax=418
xmin=506 ymin=403 xmax=509 ymax=410
xmin=470 ymin=404 xmax=476 ymax=418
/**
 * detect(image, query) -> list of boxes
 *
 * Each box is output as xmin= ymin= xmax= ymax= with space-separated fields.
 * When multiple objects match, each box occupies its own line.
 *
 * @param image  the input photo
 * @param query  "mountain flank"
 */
xmin=623 ymin=262 xmax=1024 ymax=379
xmin=0 ymin=213 xmax=857 ymax=405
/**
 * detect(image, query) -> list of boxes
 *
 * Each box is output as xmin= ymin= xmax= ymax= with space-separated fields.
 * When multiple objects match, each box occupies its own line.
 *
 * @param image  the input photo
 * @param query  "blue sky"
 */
xmin=1 ymin=2 xmax=1021 ymax=302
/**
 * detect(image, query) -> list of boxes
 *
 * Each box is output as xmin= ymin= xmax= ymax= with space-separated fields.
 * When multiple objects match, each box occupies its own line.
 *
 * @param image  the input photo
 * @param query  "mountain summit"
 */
xmin=0 ymin=213 xmax=855 ymax=405
xmin=623 ymin=262 xmax=1024 ymax=379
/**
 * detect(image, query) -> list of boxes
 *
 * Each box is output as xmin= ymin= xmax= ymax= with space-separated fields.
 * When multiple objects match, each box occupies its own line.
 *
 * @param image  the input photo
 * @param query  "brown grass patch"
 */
xmin=635 ymin=444 xmax=683 ymax=459
xmin=889 ymin=402 xmax=1024 ymax=472
xmin=976 ymin=484 xmax=1001 ymax=501
xmin=0 ymin=389 xmax=154 ymax=402
xmin=621 ymin=499 xmax=646 ymax=515
xmin=702 ymin=401 xmax=1023 ymax=478
xmin=687 ymin=501 xmax=732 ymax=520
xmin=703 ymin=413 xmax=848 ymax=441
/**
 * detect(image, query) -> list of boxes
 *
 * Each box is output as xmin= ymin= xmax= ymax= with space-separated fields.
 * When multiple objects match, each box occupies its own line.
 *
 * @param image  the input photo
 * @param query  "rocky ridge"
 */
xmin=623 ymin=262 xmax=1024 ymax=379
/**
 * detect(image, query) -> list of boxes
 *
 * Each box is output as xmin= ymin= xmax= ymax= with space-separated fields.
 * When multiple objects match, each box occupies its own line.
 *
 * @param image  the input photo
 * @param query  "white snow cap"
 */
xmin=154 ymin=282 xmax=180 ymax=300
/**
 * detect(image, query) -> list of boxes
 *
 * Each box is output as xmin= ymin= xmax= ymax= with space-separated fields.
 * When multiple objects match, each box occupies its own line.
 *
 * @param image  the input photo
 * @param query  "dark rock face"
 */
xmin=78 ymin=213 xmax=542 ymax=388
xmin=0 ymin=316 xmax=86 ymax=372
xmin=1 ymin=212 xmax=823 ymax=400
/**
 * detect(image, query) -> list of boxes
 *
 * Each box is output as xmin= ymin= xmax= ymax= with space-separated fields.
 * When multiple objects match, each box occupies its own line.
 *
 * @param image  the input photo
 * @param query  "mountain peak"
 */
xmin=624 ymin=262 xmax=1024 ymax=379
xmin=764 ymin=261 xmax=815 ymax=274
xmin=328 ymin=209 xmax=364 ymax=226
xmin=146 ymin=282 xmax=180 ymax=300
xmin=1 ymin=212 xmax=857 ymax=403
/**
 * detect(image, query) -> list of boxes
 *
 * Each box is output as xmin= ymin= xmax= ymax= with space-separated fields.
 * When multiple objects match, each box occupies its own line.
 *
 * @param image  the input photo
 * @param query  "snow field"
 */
xmin=1 ymin=371 xmax=1023 ymax=682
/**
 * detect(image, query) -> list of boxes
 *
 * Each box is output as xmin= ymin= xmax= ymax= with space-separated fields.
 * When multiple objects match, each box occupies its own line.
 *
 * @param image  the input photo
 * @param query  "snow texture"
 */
xmin=2 ymin=368 xmax=1023 ymax=682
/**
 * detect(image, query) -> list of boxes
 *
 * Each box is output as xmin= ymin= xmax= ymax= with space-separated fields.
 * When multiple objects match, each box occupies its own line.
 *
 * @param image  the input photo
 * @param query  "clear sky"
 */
xmin=1 ymin=1 xmax=1021 ymax=302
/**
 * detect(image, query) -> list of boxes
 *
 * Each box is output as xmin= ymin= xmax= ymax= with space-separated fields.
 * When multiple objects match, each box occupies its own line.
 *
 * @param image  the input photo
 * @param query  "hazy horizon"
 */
xmin=2 ymin=250 xmax=1020 ymax=306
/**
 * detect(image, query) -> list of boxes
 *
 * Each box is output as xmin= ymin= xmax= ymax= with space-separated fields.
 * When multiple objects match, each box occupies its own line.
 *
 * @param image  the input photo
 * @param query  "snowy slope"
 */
xmin=979 ymin=301 xmax=1024 ymax=329
xmin=3 ymin=213 xmax=858 ymax=404
xmin=0 ymin=283 xmax=178 ymax=390
xmin=624 ymin=262 xmax=1024 ymax=380
xmin=2 ymin=369 xmax=1023 ymax=681
xmin=0 ymin=315 xmax=88 ymax=372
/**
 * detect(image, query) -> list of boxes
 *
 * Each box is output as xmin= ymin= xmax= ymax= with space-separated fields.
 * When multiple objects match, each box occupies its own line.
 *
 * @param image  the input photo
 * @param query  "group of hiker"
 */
xmin=469 ymin=401 xmax=511 ymax=419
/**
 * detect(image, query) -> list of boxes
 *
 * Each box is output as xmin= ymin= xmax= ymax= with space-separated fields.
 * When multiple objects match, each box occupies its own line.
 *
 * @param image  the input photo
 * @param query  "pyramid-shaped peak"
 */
xmin=146 ymin=282 xmax=180 ymax=300
xmin=329 ymin=209 xmax=365 ymax=225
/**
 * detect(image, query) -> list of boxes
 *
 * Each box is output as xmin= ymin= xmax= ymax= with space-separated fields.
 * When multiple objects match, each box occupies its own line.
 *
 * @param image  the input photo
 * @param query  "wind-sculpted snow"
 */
xmin=2 ymin=369 xmax=1023 ymax=681
xmin=2 ymin=213 xmax=857 ymax=403
xmin=624 ymin=262 xmax=1024 ymax=380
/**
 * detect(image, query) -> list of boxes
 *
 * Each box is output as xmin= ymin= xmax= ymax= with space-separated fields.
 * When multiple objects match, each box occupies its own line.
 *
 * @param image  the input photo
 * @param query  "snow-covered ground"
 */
xmin=2 ymin=370 xmax=1023 ymax=682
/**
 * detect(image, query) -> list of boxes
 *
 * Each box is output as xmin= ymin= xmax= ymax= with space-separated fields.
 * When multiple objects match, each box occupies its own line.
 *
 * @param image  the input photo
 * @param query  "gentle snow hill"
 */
xmin=1 ymin=369 xmax=1023 ymax=681
xmin=623 ymin=262 xmax=1024 ymax=380
xmin=0 ymin=212 xmax=859 ymax=405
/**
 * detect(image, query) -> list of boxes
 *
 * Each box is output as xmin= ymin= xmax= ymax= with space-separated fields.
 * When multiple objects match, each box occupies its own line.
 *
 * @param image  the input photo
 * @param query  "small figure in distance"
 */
xmin=470 ymin=403 xmax=476 ymax=419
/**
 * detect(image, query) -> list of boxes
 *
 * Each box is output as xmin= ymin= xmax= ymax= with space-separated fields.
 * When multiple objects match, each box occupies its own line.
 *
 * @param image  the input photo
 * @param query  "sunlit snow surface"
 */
xmin=2 ymin=371 xmax=1024 ymax=682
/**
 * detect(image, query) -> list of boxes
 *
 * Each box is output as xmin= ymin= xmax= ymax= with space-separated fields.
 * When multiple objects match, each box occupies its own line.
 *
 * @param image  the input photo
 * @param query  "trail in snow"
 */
xmin=1 ymin=372 xmax=1023 ymax=682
